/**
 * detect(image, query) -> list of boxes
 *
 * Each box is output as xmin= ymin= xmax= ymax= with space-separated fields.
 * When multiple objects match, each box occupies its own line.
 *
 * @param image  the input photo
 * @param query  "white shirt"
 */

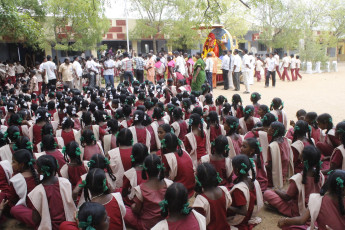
xmin=41 ymin=61 xmax=56 ymax=80
xmin=221 ymin=55 xmax=230 ymax=70
xmin=282 ymin=56 xmax=290 ymax=68
xmin=229 ymin=54 xmax=234 ymax=71
xmin=160 ymin=57 xmax=167 ymax=67
xmin=290 ymin=57 xmax=296 ymax=69
xmin=242 ymin=54 xmax=251 ymax=72
xmin=86 ymin=60 xmax=98 ymax=74
xmin=205 ymin=57 xmax=213 ymax=72
xmin=274 ymin=54 xmax=280 ymax=65
xmin=264 ymin=57 xmax=270 ymax=68
xmin=267 ymin=57 xmax=278 ymax=71
xmin=15 ymin=64 xmax=25 ymax=74
xmin=233 ymin=54 xmax=242 ymax=72
xmin=296 ymin=59 xmax=301 ymax=68
xmin=175 ymin=56 xmax=186 ymax=75
xmin=7 ymin=66 xmax=15 ymax=76
xmin=73 ymin=60 xmax=83 ymax=77
xmin=249 ymin=55 xmax=255 ymax=70
xmin=255 ymin=60 xmax=263 ymax=72
xmin=35 ymin=67 xmax=43 ymax=82
xmin=103 ymin=59 xmax=116 ymax=75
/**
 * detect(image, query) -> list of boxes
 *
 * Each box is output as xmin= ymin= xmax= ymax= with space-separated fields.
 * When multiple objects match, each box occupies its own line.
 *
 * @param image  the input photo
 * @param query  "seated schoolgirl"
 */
xmin=80 ymin=129 xmax=104 ymax=161
xmin=223 ymin=116 xmax=243 ymax=158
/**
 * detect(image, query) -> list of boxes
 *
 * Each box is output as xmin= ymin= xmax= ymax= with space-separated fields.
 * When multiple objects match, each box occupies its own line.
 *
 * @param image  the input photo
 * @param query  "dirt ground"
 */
xmin=2 ymin=63 xmax=345 ymax=230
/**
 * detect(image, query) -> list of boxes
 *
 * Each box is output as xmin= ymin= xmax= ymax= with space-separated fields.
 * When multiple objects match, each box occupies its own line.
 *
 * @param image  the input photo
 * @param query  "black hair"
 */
xmin=132 ymin=110 xmax=144 ymax=125
xmin=206 ymin=111 xmax=219 ymax=130
xmin=161 ymin=133 xmax=183 ymax=157
xmin=211 ymin=135 xmax=229 ymax=157
xmin=81 ymin=111 xmax=93 ymax=127
xmin=36 ymin=155 xmax=58 ymax=181
xmin=41 ymin=123 xmax=54 ymax=138
xmin=114 ymin=108 xmax=125 ymax=120
xmin=259 ymin=104 xmax=270 ymax=115
xmin=320 ymin=170 xmax=345 ymax=215
xmin=201 ymin=84 xmax=210 ymax=95
xmin=0 ymin=132 xmax=6 ymax=148
xmin=336 ymin=122 xmax=345 ymax=147
xmin=47 ymin=101 xmax=55 ymax=111
xmin=9 ymin=113 xmax=23 ymax=126
xmin=152 ymin=107 xmax=164 ymax=120
xmin=250 ymin=92 xmax=261 ymax=103
xmin=243 ymin=105 xmax=255 ymax=121
xmin=116 ymin=128 xmax=133 ymax=146
xmin=138 ymin=92 xmax=146 ymax=101
xmin=306 ymin=112 xmax=318 ymax=129
xmin=296 ymin=109 xmax=307 ymax=119
xmin=221 ymin=103 xmax=232 ymax=117
xmin=317 ymin=113 xmax=333 ymax=134
xmin=302 ymin=145 xmax=321 ymax=185
xmin=245 ymin=138 xmax=262 ymax=169
xmin=215 ymin=95 xmax=227 ymax=106
xmin=78 ymin=202 xmax=107 ymax=230
xmin=159 ymin=123 xmax=172 ymax=134
xmin=84 ymin=168 xmax=110 ymax=202
xmin=194 ymin=163 xmax=220 ymax=193
xmin=61 ymin=117 xmax=74 ymax=130
xmin=270 ymin=121 xmax=286 ymax=143
xmin=293 ymin=120 xmax=314 ymax=145
xmin=88 ymin=154 xmax=116 ymax=181
xmin=6 ymin=125 xmax=21 ymax=143
xmin=182 ymin=98 xmax=192 ymax=111
xmin=107 ymin=119 xmax=119 ymax=135
xmin=204 ymin=94 xmax=213 ymax=105
xmin=64 ymin=141 xmax=82 ymax=165
xmin=225 ymin=116 xmax=239 ymax=136
xmin=189 ymin=94 xmax=197 ymax=104
xmin=188 ymin=113 xmax=204 ymax=138
xmin=13 ymin=149 xmax=40 ymax=185
xmin=232 ymin=154 xmax=255 ymax=182
xmin=144 ymin=99 xmax=154 ymax=111
xmin=232 ymin=94 xmax=243 ymax=111
xmin=142 ymin=154 xmax=165 ymax=180
xmin=161 ymin=182 xmax=191 ymax=218
xmin=14 ymin=136 xmax=33 ymax=154
xmin=172 ymin=107 xmax=183 ymax=121
xmin=270 ymin=97 xmax=284 ymax=110
xmin=94 ymin=110 xmax=109 ymax=123
xmin=261 ymin=112 xmax=277 ymax=127
xmin=81 ymin=129 xmax=96 ymax=146
xmin=41 ymin=134 xmax=57 ymax=151
xmin=131 ymin=143 xmax=149 ymax=167
xmin=35 ymin=108 xmax=50 ymax=123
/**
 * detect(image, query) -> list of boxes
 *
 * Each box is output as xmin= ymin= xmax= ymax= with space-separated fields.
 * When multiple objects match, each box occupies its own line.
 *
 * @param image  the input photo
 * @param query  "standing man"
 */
xmin=242 ymin=49 xmax=251 ymax=94
xmin=265 ymin=53 xmax=277 ymax=87
xmin=41 ymin=55 xmax=57 ymax=89
xmin=281 ymin=53 xmax=291 ymax=81
xmin=228 ymin=50 xmax=235 ymax=89
xmin=72 ymin=56 xmax=83 ymax=90
xmin=295 ymin=55 xmax=302 ymax=80
xmin=274 ymin=51 xmax=282 ymax=80
xmin=132 ymin=52 xmax=137 ymax=79
xmin=248 ymin=52 xmax=255 ymax=85
xmin=15 ymin=62 xmax=25 ymax=78
xmin=205 ymin=52 xmax=214 ymax=89
xmin=103 ymin=53 xmax=116 ymax=88
xmin=221 ymin=50 xmax=230 ymax=90
xmin=85 ymin=56 xmax=97 ymax=87
xmin=122 ymin=52 xmax=133 ymax=83
xmin=58 ymin=58 xmax=74 ymax=89
xmin=174 ymin=51 xmax=186 ymax=77
xmin=290 ymin=54 xmax=296 ymax=81
xmin=232 ymin=49 xmax=242 ymax=91
xmin=135 ymin=53 xmax=144 ymax=83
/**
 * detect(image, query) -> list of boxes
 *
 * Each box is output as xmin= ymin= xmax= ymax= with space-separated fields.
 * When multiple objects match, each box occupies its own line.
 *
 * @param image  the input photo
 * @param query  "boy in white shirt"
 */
xmin=255 ymin=56 xmax=264 ymax=82
xmin=295 ymin=56 xmax=302 ymax=80
xmin=29 ymin=70 xmax=39 ymax=94
xmin=6 ymin=62 xmax=16 ymax=83
xmin=290 ymin=54 xmax=296 ymax=81
xmin=281 ymin=53 xmax=291 ymax=81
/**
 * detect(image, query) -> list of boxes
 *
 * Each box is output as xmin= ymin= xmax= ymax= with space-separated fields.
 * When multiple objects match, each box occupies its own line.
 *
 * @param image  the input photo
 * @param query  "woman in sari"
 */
xmin=192 ymin=52 xmax=206 ymax=92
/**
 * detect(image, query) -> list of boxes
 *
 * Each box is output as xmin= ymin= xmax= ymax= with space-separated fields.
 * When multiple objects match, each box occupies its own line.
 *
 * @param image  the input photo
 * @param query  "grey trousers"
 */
xmin=233 ymin=72 xmax=241 ymax=90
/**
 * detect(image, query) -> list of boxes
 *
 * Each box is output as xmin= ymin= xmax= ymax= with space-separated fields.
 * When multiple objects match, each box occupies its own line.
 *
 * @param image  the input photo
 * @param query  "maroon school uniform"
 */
xmin=230 ymin=188 xmax=256 ymax=230
xmin=60 ymin=130 xmax=75 ymax=145
xmin=166 ymin=213 xmax=199 ymax=229
xmin=46 ymin=150 xmax=66 ymax=172
xmin=67 ymin=164 xmax=87 ymax=189
xmin=209 ymin=125 xmax=222 ymax=143
xmin=136 ymin=127 xmax=147 ymax=146
xmin=253 ymin=104 xmax=260 ymax=118
xmin=209 ymin=158 xmax=232 ymax=189
xmin=104 ymin=196 xmax=124 ymax=230
xmin=83 ymin=144 xmax=102 ymax=161
xmin=122 ymin=169 xmax=146 ymax=206
xmin=146 ymin=125 xmax=157 ymax=151
xmin=292 ymin=140 xmax=311 ymax=173
xmin=330 ymin=149 xmax=344 ymax=169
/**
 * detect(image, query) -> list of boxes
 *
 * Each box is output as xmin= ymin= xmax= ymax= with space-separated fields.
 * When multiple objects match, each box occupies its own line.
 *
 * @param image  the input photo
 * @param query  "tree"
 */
xmin=0 ymin=0 xmax=46 ymax=47
xmin=42 ymin=0 xmax=109 ymax=58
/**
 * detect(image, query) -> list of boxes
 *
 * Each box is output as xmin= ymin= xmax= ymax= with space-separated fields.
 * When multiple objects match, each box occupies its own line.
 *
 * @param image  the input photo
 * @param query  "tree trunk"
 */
xmin=153 ymin=37 xmax=157 ymax=54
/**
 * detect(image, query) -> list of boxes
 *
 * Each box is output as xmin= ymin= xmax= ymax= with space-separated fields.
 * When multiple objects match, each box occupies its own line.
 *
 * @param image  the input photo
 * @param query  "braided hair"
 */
xmin=81 ymin=111 xmax=93 ymax=127
xmin=64 ymin=141 xmax=82 ymax=165
xmin=161 ymin=133 xmax=183 ymax=157
xmin=232 ymin=154 xmax=256 ymax=182
xmin=6 ymin=125 xmax=21 ymax=143
xmin=194 ymin=163 xmax=220 ymax=194
xmin=301 ymin=145 xmax=321 ymax=185
xmin=160 ymin=182 xmax=191 ymax=218
xmin=250 ymin=92 xmax=261 ymax=104
xmin=261 ymin=113 xmax=277 ymax=128
xmin=215 ymin=95 xmax=227 ymax=106
xmin=204 ymin=94 xmax=213 ymax=105
xmin=188 ymin=113 xmax=204 ymax=138
xmin=77 ymin=202 xmax=107 ymax=230
xmin=172 ymin=107 xmax=183 ymax=121
xmin=14 ymin=136 xmax=33 ymax=154
xmin=142 ymin=154 xmax=165 ymax=181
xmin=131 ymin=143 xmax=149 ymax=167
xmin=206 ymin=111 xmax=219 ymax=130
xmin=84 ymin=168 xmax=111 ymax=202
xmin=61 ymin=117 xmax=74 ymax=130
xmin=243 ymin=105 xmax=255 ymax=121
xmin=320 ymin=170 xmax=345 ymax=215
xmin=88 ymin=154 xmax=116 ymax=181
xmin=36 ymin=155 xmax=58 ymax=182
xmin=293 ymin=120 xmax=314 ymax=145
xmin=306 ymin=112 xmax=318 ymax=129
xmin=211 ymin=135 xmax=229 ymax=157
xmin=269 ymin=121 xmax=285 ymax=143
xmin=152 ymin=107 xmax=164 ymax=120
xmin=232 ymin=94 xmax=243 ymax=111
xmin=107 ymin=119 xmax=119 ymax=135
xmin=317 ymin=113 xmax=333 ymax=134
xmin=336 ymin=121 xmax=345 ymax=147
xmin=13 ymin=149 xmax=40 ymax=185
xmin=224 ymin=116 xmax=239 ymax=136
xmin=116 ymin=128 xmax=133 ymax=146
xmin=221 ymin=102 xmax=232 ymax=117
xmin=245 ymin=138 xmax=262 ymax=169
xmin=270 ymin=97 xmax=284 ymax=111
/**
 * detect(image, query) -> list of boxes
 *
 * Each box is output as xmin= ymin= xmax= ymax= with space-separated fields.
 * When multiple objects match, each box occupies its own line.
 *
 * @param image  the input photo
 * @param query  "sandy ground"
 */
xmin=2 ymin=64 xmax=345 ymax=230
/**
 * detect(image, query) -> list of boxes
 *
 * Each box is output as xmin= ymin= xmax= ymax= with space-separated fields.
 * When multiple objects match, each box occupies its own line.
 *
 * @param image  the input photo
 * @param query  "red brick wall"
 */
xmin=116 ymin=20 xmax=126 ymax=26
xmin=109 ymin=27 xmax=123 ymax=33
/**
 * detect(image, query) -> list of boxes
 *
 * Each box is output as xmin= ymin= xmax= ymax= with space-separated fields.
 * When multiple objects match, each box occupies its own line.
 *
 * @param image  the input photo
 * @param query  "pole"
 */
xmin=125 ymin=0 xmax=130 ymax=53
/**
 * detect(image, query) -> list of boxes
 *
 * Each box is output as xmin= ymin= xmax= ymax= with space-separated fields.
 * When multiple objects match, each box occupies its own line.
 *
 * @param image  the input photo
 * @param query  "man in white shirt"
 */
xmin=232 ymin=49 xmax=242 ymax=91
xmin=221 ymin=50 xmax=230 ymax=90
xmin=41 ymin=55 xmax=57 ymax=89
xmin=274 ymin=51 xmax=282 ymax=80
xmin=228 ymin=50 xmax=235 ymax=90
xmin=103 ymin=53 xmax=116 ymax=88
xmin=205 ymin=52 xmax=214 ymax=89
xmin=281 ymin=53 xmax=291 ymax=81
xmin=290 ymin=54 xmax=296 ymax=81
xmin=248 ymin=52 xmax=255 ymax=85
xmin=265 ymin=53 xmax=278 ymax=87
xmin=242 ymin=49 xmax=251 ymax=94
xmin=15 ymin=62 xmax=25 ymax=77
xmin=86 ymin=56 xmax=97 ymax=87
xmin=73 ymin=56 xmax=83 ymax=90
xmin=174 ymin=51 xmax=186 ymax=77
xmin=295 ymin=55 xmax=302 ymax=80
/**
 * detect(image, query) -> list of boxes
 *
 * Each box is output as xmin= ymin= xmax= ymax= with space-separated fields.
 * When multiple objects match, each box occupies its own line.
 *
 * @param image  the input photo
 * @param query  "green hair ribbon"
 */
xmin=103 ymin=178 xmax=108 ymax=192
xmin=240 ymin=163 xmax=247 ymax=175
xmin=91 ymin=135 xmax=96 ymax=141
xmin=26 ymin=142 xmax=33 ymax=150
xmin=211 ymin=141 xmax=215 ymax=146
xmin=18 ymin=117 xmax=23 ymax=124
xmin=160 ymin=139 xmax=167 ymax=148
xmin=131 ymin=139 xmax=134 ymax=145
xmin=87 ymin=160 xmax=95 ymax=168
xmin=251 ymin=94 xmax=256 ymax=98
xmin=140 ymin=164 xmax=148 ymax=170
xmin=75 ymin=147 xmax=82 ymax=156
xmin=53 ymin=142 xmax=58 ymax=148
xmin=3 ymin=131 xmax=8 ymax=139
xmin=188 ymin=118 xmax=193 ymax=126
xmin=79 ymin=180 xmax=87 ymax=188
xmin=329 ymin=118 xmax=332 ymax=123
xmin=304 ymin=160 xmax=309 ymax=170
xmin=104 ymin=158 xmax=110 ymax=165
xmin=78 ymin=215 xmax=95 ymax=230
xmin=336 ymin=177 xmax=344 ymax=188
xmin=216 ymin=172 xmax=223 ymax=183
xmin=249 ymin=158 xmax=255 ymax=168
xmin=12 ymin=143 xmax=18 ymax=151
xmin=245 ymin=109 xmax=252 ymax=115
xmin=181 ymin=202 xmax=190 ymax=214
xmin=336 ymin=128 xmax=345 ymax=134
xmin=256 ymin=141 xmax=262 ymax=152
xmin=62 ymin=146 xmax=66 ymax=154
xmin=319 ymin=160 xmax=323 ymax=167
xmin=115 ymin=132 xmax=119 ymax=138
xmin=13 ymin=131 xmax=20 ymax=139
xmin=157 ymin=163 xmax=165 ymax=171
xmin=195 ymin=176 xmax=202 ymax=187
xmin=294 ymin=126 xmax=300 ymax=131
xmin=41 ymin=165 xmax=51 ymax=177
xmin=177 ymin=138 xmax=183 ymax=146
xmin=230 ymin=122 xmax=238 ymax=129
xmin=130 ymin=155 xmax=135 ymax=162
xmin=225 ymin=144 xmax=230 ymax=152
xmin=159 ymin=199 xmax=168 ymax=212
xmin=328 ymin=170 xmax=334 ymax=175
xmin=80 ymin=136 xmax=84 ymax=142
xmin=27 ymin=158 xmax=35 ymax=166
xmin=273 ymin=129 xmax=279 ymax=137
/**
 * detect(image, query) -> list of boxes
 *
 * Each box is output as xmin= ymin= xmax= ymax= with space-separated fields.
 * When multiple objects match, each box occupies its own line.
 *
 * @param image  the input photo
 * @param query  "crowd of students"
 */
xmin=0 ymin=68 xmax=343 ymax=230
